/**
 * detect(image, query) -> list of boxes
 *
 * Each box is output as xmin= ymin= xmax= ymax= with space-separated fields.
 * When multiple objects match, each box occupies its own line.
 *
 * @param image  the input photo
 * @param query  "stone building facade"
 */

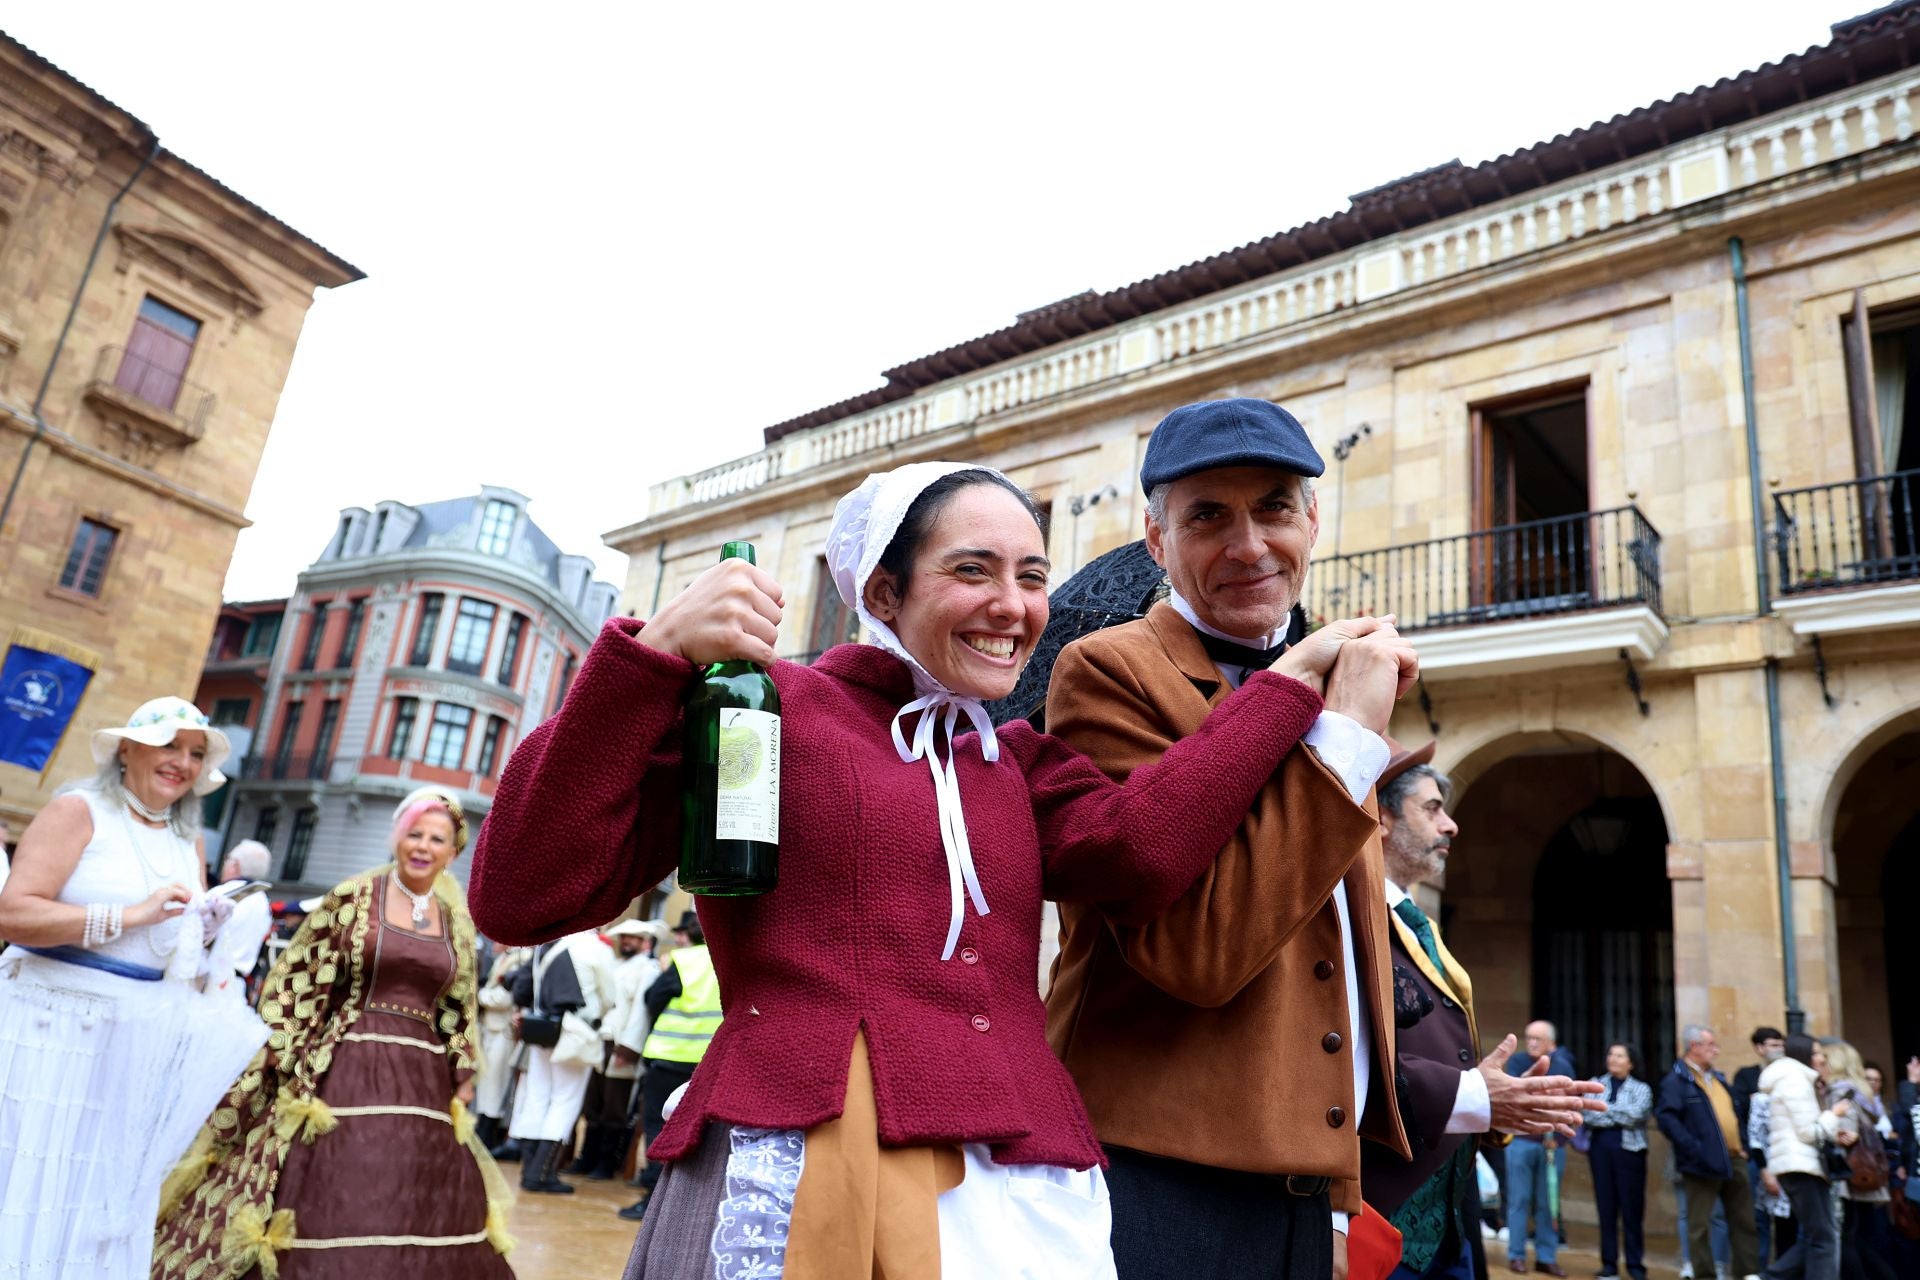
xmin=0 ymin=34 xmax=361 ymax=831
xmin=607 ymin=2 xmax=1920 ymax=1193
xmin=214 ymin=488 xmax=619 ymax=890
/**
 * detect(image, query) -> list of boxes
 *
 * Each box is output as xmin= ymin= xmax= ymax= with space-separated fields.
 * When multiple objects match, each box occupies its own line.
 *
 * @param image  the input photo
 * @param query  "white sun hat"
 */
xmin=90 ymin=696 xmax=232 ymax=795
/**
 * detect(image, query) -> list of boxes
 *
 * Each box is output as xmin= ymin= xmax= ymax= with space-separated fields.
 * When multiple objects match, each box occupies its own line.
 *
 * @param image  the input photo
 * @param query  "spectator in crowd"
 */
xmin=474 ymin=942 xmax=530 ymax=1152
xmin=570 ymin=919 xmax=663 ymax=1180
xmin=1821 ymin=1037 xmax=1897 ymax=1280
xmin=1745 ymin=1076 xmax=1796 ymax=1264
xmin=1733 ymin=1026 xmax=1787 ymax=1270
xmin=508 ymin=928 xmax=606 ymax=1195
xmin=619 ymin=911 xmax=717 ymax=1224
xmin=1505 ymin=1020 xmax=1578 ymax=1272
xmin=1656 ymin=1024 xmax=1761 ymax=1280
xmin=1584 ymin=1042 xmax=1653 ymax=1280
xmin=1759 ymin=1033 xmax=1838 ymax=1280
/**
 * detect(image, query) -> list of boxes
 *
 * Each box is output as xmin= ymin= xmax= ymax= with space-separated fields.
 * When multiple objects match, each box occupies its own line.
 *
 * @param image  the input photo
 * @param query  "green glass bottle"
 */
xmin=678 ymin=541 xmax=781 ymax=896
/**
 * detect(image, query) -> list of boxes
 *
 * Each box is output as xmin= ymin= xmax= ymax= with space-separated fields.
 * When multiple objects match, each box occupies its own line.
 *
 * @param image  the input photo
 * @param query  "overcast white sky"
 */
xmin=8 ymin=2 xmax=1841 ymax=600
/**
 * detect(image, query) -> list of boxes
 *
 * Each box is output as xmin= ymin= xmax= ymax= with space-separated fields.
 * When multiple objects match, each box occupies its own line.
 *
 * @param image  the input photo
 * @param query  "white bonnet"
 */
xmin=823 ymin=461 xmax=1013 ymax=688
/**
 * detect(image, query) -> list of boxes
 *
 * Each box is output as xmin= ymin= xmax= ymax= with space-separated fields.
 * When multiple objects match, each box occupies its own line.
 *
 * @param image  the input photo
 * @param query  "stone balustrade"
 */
xmin=644 ymin=68 xmax=1920 ymax=520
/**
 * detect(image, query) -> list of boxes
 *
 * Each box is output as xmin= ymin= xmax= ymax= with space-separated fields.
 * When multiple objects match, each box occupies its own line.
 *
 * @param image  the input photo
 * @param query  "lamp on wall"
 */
xmin=1566 ymin=806 xmax=1632 ymax=859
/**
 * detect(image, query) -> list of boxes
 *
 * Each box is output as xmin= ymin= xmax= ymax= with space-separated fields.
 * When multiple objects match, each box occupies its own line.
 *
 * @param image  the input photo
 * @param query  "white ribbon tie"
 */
xmin=890 ymin=691 xmax=997 ymax=960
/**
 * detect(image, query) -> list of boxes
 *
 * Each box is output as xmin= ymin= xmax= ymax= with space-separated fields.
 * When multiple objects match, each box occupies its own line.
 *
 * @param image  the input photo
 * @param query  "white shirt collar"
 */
xmin=1168 ymin=589 xmax=1283 ymax=650
xmin=1384 ymin=878 xmax=1409 ymax=909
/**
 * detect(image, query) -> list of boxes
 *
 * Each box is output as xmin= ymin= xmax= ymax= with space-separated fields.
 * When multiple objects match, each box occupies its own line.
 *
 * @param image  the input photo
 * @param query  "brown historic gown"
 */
xmin=152 ymin=877 xmax=514 ymax=1279
xmin=260 ymin=885 xmax=513 ymax=1276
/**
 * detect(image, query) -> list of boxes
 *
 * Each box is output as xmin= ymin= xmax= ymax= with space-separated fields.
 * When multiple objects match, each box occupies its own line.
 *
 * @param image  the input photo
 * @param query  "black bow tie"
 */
xmin=1197 ymin=632 xmax=1288 ymax=671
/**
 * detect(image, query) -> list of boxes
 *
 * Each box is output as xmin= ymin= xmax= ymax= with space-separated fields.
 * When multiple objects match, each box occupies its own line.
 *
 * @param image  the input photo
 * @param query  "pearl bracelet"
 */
xmin=81 ymin=903 xmax=124 ymax=949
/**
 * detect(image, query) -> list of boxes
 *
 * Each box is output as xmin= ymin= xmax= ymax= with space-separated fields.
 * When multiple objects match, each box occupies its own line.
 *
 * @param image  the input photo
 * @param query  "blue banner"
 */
xmin=0 ymin=646 xmax=93 ymax=772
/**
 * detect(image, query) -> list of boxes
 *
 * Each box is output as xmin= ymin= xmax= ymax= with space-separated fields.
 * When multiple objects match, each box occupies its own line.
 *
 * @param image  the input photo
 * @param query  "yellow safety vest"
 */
xmin=643 ymin=945 xmax=721 ymax=1064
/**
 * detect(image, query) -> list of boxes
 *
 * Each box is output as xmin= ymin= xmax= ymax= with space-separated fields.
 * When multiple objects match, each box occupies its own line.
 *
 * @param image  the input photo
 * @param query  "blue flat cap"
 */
xmin=1139 ymin=398 xmax=1325 ymax=495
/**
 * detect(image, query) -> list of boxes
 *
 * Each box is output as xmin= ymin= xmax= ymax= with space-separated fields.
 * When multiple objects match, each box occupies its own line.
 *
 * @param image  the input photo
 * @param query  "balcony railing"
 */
xmin=1771 ymin=468 xmax=1920 ymax=596
xmin=88 ymin=344 xmax=216 ymax=434
xmin=1310 ymin=506 xmax=1662 ymax=632
xmin=238 ymin=753 xmax=337 ymax=782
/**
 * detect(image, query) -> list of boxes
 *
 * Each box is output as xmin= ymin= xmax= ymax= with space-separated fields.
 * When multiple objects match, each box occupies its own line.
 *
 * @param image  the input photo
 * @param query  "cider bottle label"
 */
xmin=714 ymin=706 xmax=780 ymax=843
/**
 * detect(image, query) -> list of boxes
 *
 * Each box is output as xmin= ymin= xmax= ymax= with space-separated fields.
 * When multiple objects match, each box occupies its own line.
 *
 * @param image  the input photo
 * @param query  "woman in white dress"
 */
xmin=0 ymin=696 xmax=266 ymax=1279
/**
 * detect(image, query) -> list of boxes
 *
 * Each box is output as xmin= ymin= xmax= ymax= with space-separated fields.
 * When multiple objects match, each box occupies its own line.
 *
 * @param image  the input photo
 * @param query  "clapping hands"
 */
xmin=1270 ymin=615 xmax=1420 ymax=734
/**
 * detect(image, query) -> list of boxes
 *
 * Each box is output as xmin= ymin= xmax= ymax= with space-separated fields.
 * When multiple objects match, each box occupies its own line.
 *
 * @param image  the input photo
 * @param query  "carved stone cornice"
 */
xmin=112 ymin=224 xmax=265 ymax=315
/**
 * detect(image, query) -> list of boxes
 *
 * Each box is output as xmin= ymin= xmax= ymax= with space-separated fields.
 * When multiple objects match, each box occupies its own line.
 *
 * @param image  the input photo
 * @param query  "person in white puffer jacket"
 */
xmin=1759 ymin=1034 xmax=1839 ymax=1280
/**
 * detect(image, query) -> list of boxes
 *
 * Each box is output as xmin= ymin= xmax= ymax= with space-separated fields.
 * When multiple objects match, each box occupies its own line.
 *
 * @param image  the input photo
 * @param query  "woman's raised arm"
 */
xmin=469 ymin=619 xmax=695 ymax=944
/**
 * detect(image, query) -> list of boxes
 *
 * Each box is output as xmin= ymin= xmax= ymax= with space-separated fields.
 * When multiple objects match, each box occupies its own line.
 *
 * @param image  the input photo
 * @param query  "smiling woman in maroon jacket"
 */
xmin=469 ymin=460 xmax=1412 ymax=1280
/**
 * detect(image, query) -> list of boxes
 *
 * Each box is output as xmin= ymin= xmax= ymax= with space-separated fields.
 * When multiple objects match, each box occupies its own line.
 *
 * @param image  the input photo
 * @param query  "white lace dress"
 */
xmin=0 ymin=784 xmax=267 ymax=1279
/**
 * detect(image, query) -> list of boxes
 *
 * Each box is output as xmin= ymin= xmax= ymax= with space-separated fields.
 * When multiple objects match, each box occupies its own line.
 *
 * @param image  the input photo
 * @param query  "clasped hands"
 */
xmin=1268 ymin=615 xmax=1419 ymax=735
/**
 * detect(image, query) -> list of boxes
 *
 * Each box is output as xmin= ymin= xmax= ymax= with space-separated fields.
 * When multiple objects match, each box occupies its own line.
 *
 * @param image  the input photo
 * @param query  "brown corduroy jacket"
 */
xmin=1043 ymin=603 xmax=1412 ymax=1214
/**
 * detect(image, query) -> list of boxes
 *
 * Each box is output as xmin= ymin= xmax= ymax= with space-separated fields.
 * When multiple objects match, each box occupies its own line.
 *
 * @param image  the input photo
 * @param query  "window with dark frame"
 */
xmin=253 ymin=806 xmax=281 ymax=847
xmin=337 ymin=597 xmax=366 ymax=669
xmin=421 ymin=703 xmax=474 ymax=770
xmin=409 ymin=594 xmax=444 ymax=667
xmin=243 ymin=611 xmax=282 ymax=657
xmin=444 ymin=598 xmax=496 ymax=676
xmin=476 ymin=715 xmax=508 ymax=777
xmin=58 ymin=518 xmax=119 ymax=597
xmin=210 ymin=698 xmax=250 ymax=726
xmin=387 ymin=696 xmax=419 ymax=759
xmin=283 ymin=808 xmax=319 ymax=882
xmin=371 ymin=509 xmax=389 ymax=553
xmin=496 ymin=613 xmax=528 ymax=685
xmin=335 ymin=516 xmax=353 ymax=555
xmin=311 ymin=699 xmax=341 ymax=778
xmin=552 ymin=652 xmax=577 ymax=714
xmin=273 ymin=702 xmax=303 ymax=778
xmin=298 ymin=602 xmax=329 ymax=671
xmin=1834 ymin=299 xmax=1920 ymax=585
xmin=477 ymin=500 xmax=517 ymax=556
xmin=806 ymin=557 xmax=860 ymax=660
xmin=1469 ymin=387 xmax=1593 ymax=618
xmin=115 ymin=295 xmax=201 ymax=412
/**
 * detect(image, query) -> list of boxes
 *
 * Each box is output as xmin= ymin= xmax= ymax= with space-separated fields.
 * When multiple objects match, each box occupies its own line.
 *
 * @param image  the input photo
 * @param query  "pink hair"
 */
xmin=393 ymin=797 xmax=459 ymax=850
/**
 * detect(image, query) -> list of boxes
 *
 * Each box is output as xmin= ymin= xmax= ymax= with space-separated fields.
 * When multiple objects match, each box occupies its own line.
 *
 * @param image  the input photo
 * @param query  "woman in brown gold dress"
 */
xmin=151 ymin=787 xmax=515 ymax=1279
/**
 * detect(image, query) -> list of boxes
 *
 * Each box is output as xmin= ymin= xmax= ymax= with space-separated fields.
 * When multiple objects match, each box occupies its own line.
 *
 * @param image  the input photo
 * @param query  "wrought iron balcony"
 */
xmin=1310 ymin=506 xmax=1663 ymax=632
xmin=84 ymin=344 xmax=216 ymax=441
xmin=236 ymin=753 xmax=337 ymax=782
xmin=1771 ymin=468 xmax=1920 ymax=596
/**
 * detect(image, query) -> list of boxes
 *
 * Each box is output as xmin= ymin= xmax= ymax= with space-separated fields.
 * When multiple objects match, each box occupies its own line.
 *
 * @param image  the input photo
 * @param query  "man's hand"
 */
xmin=1269 ymin=615 xmax=1396 ymax=696
xmin=1320 ymin=628 xmax=1420 ymax=735
xmin=1332 ymin=1226 xmax=1348 ymax=1280
xmin=456 ymin=1078 xmax=476 ymax=1106
xmin=1837 ymin=1128 xmax=1860 ymax=1148
xmin=612 ymin=1046 xmax=640 ymax=1068
xmin=1478 ymin=1033 xmax=1607 ymax=1135
xmin=1761 ymin=1168 xmax=1781 ymax=1197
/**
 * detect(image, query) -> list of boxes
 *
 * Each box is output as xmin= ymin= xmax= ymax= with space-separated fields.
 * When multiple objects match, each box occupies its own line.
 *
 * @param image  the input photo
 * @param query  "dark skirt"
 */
xmin=623 ymin=1121 xmax=730 ymax=1280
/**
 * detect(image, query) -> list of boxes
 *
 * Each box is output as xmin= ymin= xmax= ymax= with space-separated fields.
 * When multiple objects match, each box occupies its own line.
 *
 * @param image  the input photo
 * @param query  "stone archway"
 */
xmin=1440 ymin=735 xmax=1676 ymax=1076
xmin=1827 ymin=720 xmax=1920 ymax=1072
xmin=1437 ymin=732 xmax=1678 ymax=1238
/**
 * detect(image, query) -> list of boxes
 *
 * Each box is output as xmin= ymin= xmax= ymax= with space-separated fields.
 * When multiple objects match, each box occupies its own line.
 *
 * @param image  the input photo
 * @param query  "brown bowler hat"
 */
xmin=1378 ymin=735 xmax=1436 ymax=791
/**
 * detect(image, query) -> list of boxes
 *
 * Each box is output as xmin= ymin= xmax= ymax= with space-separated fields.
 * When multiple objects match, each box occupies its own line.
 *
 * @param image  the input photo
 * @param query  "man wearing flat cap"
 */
xmin=1363 ymin=741 xmax=1603 ymax=1280
xmin=1045 ymin=397 xmax=1418 ymax=1278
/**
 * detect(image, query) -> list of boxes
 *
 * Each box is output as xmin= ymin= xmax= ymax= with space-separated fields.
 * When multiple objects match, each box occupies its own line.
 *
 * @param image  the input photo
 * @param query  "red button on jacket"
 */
xmin=470 ymin=619 xmax=1322 ymax=1171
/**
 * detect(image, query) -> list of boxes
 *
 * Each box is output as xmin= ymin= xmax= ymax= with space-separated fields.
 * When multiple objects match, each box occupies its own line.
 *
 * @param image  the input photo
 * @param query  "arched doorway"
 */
xmin=1832 ymin=726 xmax=1920 ymax=1073
xmin=1443 ymin=741 xmax=1675 ymax=1079
xmin=1441 ymin=737 xmax=1677 ymax=1236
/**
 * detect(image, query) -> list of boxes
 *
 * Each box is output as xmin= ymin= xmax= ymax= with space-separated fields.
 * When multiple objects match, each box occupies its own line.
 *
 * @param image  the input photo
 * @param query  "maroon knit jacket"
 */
xmin=469 ymin=617 xmax=1323 ymax=1169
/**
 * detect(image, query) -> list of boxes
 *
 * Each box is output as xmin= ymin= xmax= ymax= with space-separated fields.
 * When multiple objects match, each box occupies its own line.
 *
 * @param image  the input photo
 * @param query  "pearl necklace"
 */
xmin=390 ymin=872 xmax=435 ymax=927
xmin=124 ymin=790 xmax=173 ymax=824
xmin=116 ymin=804 xmax=186 ymax=960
